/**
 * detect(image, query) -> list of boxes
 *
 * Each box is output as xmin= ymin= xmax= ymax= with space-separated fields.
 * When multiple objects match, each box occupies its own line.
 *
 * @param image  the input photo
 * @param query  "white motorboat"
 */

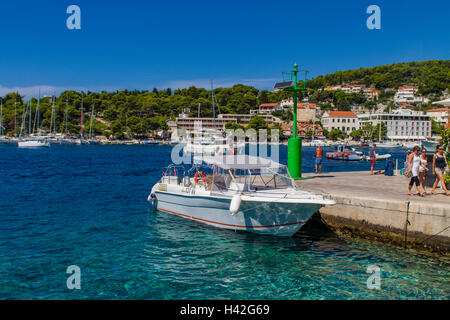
xmin=362 ymin=153 xmax=391 ymax=161
xmin=402 ymin=141 xmax=422 ymax=149
xmin=18 ymin=138 xmax=50 ymax=148
xmin=302 ymin=139 xmax=328 ymax=147
xmin=374 ymin=142 xmax=401 ymax=148
xmin=148 ymin=155 xmax=335 ymax=237
xmin=182 ymin=128 xmax=239 ymax=155
xmin=74 ymin=138 xmax=89 ymax=145
xmin=326 ymin=144 xmax=362 ymax=161
xmin=60 ymin=138 xmax=77 ymax=145
xmin=87 ymin=139 xmax=101 ymax=145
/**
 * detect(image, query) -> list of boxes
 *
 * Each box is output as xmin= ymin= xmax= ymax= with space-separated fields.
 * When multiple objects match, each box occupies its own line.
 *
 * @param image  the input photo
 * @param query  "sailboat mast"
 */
xmin=80 ymin=93 xmax=83 ymax=139
xmin=65 ymin=95 xmax=68 ymax=136
xmin=89 ymin=104 xmax=94 ymax=139
xmin=50 ymin=96 xmax=54 ymax=137
xmin=37 ymin=90 xmax=41 ymax=136
xmin=0 ymin=98 xmax=3 ymax=136
xmin=19 ymin=101 xmax=27 ymax=138
xmin=378 ymin=114 xmax=381 ymax=141
xmin=418 ymin=100 xmax=422 ymax=144
xmin=29 ymin=99 xmax=32 ymax=135
xmin=53 ymin=96 xmax=56 ymax=136
xmin=14 ymin=100 xmax=17 ymax=137
xmin=211 ymin=80 xmax=216 ymax=129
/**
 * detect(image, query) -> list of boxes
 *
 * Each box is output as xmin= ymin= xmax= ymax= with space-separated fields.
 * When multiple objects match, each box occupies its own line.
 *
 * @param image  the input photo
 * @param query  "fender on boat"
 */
xmin=229 ymin=194 xmax=242 ymax=215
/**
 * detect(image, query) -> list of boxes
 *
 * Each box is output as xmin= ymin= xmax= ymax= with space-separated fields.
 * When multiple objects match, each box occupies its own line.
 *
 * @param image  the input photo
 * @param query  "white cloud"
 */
xmin=0 ymin=84 xmax=116 ymax=99
xmin=0 ymin=85 xmax=62 ymax=98
xmin=0 ymin=77 xmax=278 ymax=99
xmin=162 ymin=78 xmax=278 ymax=90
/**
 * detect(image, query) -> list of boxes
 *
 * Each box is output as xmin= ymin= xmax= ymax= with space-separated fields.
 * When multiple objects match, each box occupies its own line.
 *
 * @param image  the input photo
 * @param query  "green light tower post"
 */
xmin=275 ymin=63 xmax=308 ymax=179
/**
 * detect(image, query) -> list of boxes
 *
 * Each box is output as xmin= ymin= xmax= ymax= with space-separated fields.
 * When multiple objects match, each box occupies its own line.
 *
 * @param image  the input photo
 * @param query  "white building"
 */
xmin=324 ymin=83 xmax=379 ymax=100
xmin=279 ymin=97 xmax=309 ymax=109
xmin=358 ymin=109 xmax=431 ymax=141
xmin=321 ymin=111 xmax=359 ymax=134
xmin=250 ymin=103 xmax=281 ymax=115
xmin=426 ymin=108 xmax=449 ymax=125
xmin=394 ymin=86 xmax=429 ymax=104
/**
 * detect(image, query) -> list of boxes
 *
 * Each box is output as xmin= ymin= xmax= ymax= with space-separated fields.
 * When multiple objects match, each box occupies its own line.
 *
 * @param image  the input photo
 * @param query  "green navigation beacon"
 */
xmin=274 ymin=63 xmax=308 ymax=179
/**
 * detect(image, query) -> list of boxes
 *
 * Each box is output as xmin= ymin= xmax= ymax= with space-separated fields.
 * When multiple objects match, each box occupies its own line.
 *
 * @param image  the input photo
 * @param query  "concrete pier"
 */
xmin=297 ymin=171 xmax=450 ymax=255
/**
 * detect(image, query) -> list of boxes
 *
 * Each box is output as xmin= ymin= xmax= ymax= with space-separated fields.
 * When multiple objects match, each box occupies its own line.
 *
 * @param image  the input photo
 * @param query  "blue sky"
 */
xmin=0 ymin=0 xmax=449 ymax=97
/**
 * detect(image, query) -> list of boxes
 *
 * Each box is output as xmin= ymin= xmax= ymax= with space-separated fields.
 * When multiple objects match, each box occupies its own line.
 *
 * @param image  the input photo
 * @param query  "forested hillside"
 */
xmin=307 ymin=60 xmax=450 ymax=95
xmin=1 ymin=60 xmax=448 ymax=139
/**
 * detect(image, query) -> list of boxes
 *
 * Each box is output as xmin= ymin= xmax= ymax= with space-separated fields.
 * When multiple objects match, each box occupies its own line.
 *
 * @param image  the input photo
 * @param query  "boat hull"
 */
xmin=18 ymin=141 xmax=50 ymax=148
xmin=152 ymin=191 xmax=321 ymax=237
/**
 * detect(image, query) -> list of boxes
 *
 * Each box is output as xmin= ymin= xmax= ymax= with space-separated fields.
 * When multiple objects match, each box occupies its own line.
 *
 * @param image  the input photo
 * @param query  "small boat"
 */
xmin=60 ymin=138 xmax=77 ymax=145
xmin=0 ymin=137 xmax=9 ymax=144
xmin=87 ymin=139 xmax=100 ymax=145
xmin=74 ymin=138 xmax=89 ymax=145
xmin=148 ymin=155 xmax=335 ymax=237
xmin=18 ymin=138 xmax=50 ymax=148
xmin=302 ymin=139 xmax=328 ymax=147
xmin=402 ymin=141 xmax=422 ymax=149
xmin=374 ymin=142 xmax=401 ymax=148
xmin=326 ymin=144 xmax=362 ymax=161
xmin=362 ymin=153 xmax=392 ymax=161
xmin=183 ymin=128 xmax=236 ymax=155
xmin=144 ymin=140 xmax=159 ymax=145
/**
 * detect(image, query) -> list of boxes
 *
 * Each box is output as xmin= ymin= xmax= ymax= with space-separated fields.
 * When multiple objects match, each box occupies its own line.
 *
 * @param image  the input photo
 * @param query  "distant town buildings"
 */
xmin=297 ymin=102 xmax=317 ymax=122
xmin=426 ymin=108 xmax=450 ymax=125
xmin=217 ymin=113 xmax=282 ymax=124
xmin=174 ymin=113 xmax=282 ymax=132
xmin=394 ymin=86 xmax=429 ymax=104
xmin=280 ymin=123 xmax=324 ymax=138
xmin=250 ymin=103 xmax=281 ymax=115
xmin=170 ymin=81 xmax=442 ymax=142
xmin=358 ymin=109 xmax=431 ymax=140
xmin=321 ymin=111 xmax=359 ymax=134
xmin=324 ymin=83 xmax=380 ymax=101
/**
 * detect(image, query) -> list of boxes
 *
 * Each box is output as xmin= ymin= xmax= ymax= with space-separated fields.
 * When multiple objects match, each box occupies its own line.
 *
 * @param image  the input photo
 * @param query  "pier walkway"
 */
xmin=297 ymin=171 xmax=450 ymax=254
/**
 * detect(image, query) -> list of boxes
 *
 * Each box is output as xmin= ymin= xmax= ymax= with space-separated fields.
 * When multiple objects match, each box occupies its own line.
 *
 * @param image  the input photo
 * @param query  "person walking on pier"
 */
xmin=369 ymin=144 xmax=377 ymax=175
xmin=431 ymin=145 xmax=449 ymax=195
xmin=314 ymin=145 xmax=323 ymax=174
xmin=407 ymin=146 xmax=425 ymax=197
xmin=418 ymin=148 xmax=429 ymax=194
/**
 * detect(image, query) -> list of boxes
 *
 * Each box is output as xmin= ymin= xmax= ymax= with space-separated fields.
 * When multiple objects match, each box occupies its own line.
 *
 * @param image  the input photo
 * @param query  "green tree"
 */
xmin=327 ymin=128 xmax=344 ymax=140
xmin=350 ymin=128 xmax=363 ymax=140
xmin=246 ymin=116 xmax=268 ymax=132
xmin=372 ymin=122 xmax=388 ymax=140
xmin=225 ymin=122 xmax=244 ymax=131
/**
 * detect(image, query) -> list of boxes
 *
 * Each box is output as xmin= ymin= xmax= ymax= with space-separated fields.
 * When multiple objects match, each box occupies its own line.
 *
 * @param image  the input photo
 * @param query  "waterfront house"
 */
xmin=426 ymin=108 xmax=450 ymax=126
xmin=321 ymin=111 xmax=359 ymax=135
xmin=394 ymin=86 xmax=429 ymax=104
xmin=252 ymin=103 xmax=282 ymax=115
xmin=280 ymin=122 xmax=323 ymax=138
xmin=297 ymin=102 xmax=317 ymax=123
xmin=357 ymin=109 xmax=431 ymax=141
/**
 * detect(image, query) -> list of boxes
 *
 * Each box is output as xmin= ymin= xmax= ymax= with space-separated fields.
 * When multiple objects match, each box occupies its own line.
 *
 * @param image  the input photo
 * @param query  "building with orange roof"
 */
xmin=251 ymin=102 xmax=281 ymax=115
xmin=426 ymin=108 xmax=450 ymax=125
xmin=321 ymin=111 xmax=359 ymax=135
xmin=296 ymin=102 xmax=317 ymax=122
xmin=394 ymin=85 xmax=429 ymax=104
xmin=324 ymin=83 xmax=379 ymax=100
xmin=280 ymin=122 xmax=323 ymax=138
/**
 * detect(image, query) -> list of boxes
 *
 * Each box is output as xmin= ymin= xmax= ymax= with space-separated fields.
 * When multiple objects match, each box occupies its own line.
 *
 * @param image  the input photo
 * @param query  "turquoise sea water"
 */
xmin=0 ymin=144 xmax=448 ymax=299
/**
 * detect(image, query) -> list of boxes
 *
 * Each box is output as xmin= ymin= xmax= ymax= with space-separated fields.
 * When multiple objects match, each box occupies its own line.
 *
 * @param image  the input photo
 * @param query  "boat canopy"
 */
xmin=196 ymin=155 xmax=283 ymax=170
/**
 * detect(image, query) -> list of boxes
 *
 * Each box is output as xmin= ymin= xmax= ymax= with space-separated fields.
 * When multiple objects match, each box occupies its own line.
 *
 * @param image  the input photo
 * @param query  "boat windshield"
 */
xmin=211 ymin=165 xmax=296 ymax=192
